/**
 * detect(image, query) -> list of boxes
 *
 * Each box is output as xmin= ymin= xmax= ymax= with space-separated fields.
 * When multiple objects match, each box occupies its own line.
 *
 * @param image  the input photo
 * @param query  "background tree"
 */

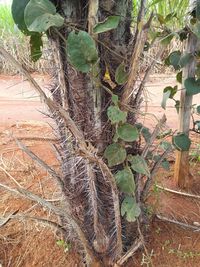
xmin=0 ymin=0 xmax=183 ymax=266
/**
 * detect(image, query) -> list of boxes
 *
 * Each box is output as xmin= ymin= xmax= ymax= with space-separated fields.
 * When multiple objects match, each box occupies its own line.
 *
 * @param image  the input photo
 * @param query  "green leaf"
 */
xmin=67 ymin=31 xmax=98 ymax=73
xmin=164 ymin=12 xmax=176 ymax=23
xmin=169 ymin=50 xmax=181 ymax=70
xmin=161 ymin=86 xmax=178 ymax=110
xmin=159 ymin=141 xmax=172 ymax=150
xmin=115 ymin=63 xmax=128 ymax=85
xmin=104 ymin=143 xmax=127 ymax=167
xmin=128 ymin=155 xmax=150 ymax=177
xmin=117 ymin=123 xmax=139 ymax=142
xmin=149 ymin=0 xmax=164 ymax=7
xmin=172 ymin=133 xmax=191 ymax=151
xmin=121 ymin=196 xmax=141 ymax=222
xmin=197 ymin=105 xmax=200 ymax=114
xmin=161 ymin=33 xmax=174 ymax=46
xmin=111 ymin=94 xmax=119 ymax=105
xmin=107 ymin=106 xmax=127 ymax=124
xmin=93 ymin=16 xmax=121 ymax=34
xmin=161 ymin=159 xmax=170 ymax=171
xmin=176 ymin=71 xmax=182 ymax=84
xmin=11 ymin=0 xmax=31 ymax=35
xmin=184 ymin=77 xmax=200 ymax=96
xmin=30 ymin=33 xmax=43 ymax=61
xmin=161 ymin=90 xmax=171 ymax=110
xmin=179 ymin=53 xmax=193 ymax=68
xmin=136 ymin=125 xmax=152 ymax=143
xmin=115 ymin=167 xmax=135 ymax=194
xmin=24 ymin=0 xmax=64 ymax=32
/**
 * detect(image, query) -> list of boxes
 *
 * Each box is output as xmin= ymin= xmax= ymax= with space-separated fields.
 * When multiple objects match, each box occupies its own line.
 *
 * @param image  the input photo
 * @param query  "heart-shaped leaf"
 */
xmin=121 ymin=196 xmax=141 ymax=222
xmin=161 ymin=86 xmax=178 ymax=109
xmin=24 ymin=0 xmax=64 ymax=32
xmin=128 ymin=155 xmax=150 ymax=177
xmin=136 ymin=123 xmax=151 ymax=143
xmin=184 ymin=77 xmax=200 ymax=96
xmin=107 ymin=106 xmax=127 ymax=124
xmin=93 ymin=16 xmax=120 ymax=34
xmin=115 ymin=167 xmax=135 ymax=194
xmin=115 ymin=63 xmax=128 ymax=85
xmin=172 ymin=133 xmax=191 ymax=151
xmin=104 ymin=143 xmax=127 ymax=167
xmin=169 ymin=50 xmax=181 ymax=70
xmin=12 ymin=0 xmax=31 ymax=35
xmin=67 ymin=31 xmax=98 ymax=73
xmin=179 ymin=53 xmax=193 ymax=68
xmin=117 ymin=123 xmax=139 ymax=142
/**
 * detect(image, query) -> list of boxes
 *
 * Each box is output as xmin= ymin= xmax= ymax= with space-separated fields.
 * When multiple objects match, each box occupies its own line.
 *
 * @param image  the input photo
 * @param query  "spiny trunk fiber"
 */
xmin=47 ymin=0 xmax=146 ymax=265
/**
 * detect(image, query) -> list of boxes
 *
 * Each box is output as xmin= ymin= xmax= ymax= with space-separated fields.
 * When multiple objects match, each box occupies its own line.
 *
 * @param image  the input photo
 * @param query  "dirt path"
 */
xmin=0 ymin=74 xmax=200 ymax=267
xmin=0 ymin=73 xmax=199 ymax=129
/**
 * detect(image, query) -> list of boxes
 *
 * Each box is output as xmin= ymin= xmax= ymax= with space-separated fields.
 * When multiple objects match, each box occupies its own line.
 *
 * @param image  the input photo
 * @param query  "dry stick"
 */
xmin=0 ymin=182 xmax=97 ymax=263
xmin=0 ymin=46 xmax=122 ymax=261
xmin=156 ymin=185 xmax=200 ymax=200
xmin=133 ymin=46 xmax=166 ymax=110
xmin=15 ymin=138 xmax=65 ymax=191
xmin=121 ymin=1 xmax=153 ymax=106
xmin=137 ymin=220 xmax=155 ymax=267
xmin=116 ymin=238 xmax=143 ymax=266
xmin=0 ymin=166 xmax=22 ymax=188
xmin=156 ymin=214 xmax=200 ymax=232
xmin=2 ymin=213 xmax=67 ymax=236
xmin=141 ymin=147 xmax=172 ymax=201
xmin=136 ymin=115 xmax=167 ymax=201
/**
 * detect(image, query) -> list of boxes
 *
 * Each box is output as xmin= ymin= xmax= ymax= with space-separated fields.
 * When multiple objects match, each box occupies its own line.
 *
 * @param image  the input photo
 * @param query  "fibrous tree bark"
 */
xmin=2 ymin=0 xmax=166 ymax=266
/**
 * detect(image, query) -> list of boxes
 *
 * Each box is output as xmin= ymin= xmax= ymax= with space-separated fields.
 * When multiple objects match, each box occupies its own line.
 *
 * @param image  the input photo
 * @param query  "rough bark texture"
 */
xmin=47 ymin=0 xmax=145 ymax=266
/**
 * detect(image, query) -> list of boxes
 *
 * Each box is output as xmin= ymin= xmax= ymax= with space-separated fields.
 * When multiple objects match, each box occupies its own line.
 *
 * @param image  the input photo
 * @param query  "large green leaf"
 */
xmin=169 ymin=50 xmax=181 ymax=70
xmin=11 ymin=0 xmax=31 ymax=35
xmin=117 ymin=123 xmax=139 ymax=142
xmin=67 ymin=31 xmax=98 ymax=73
xmin=179 ymin=53 xmax=193 ymax=68
xmin=115 ymin=167 xmax=135 ymax=194
xmin=30 ymin=33 xmax=43 ymax=61
xmin=184 ymin=77 xmax=200 ymax=96
xmin=121 ymin=196 xmax=141 ymax=222
xmin=161 ymin=85 xmax=178 ymax=109
xmin=107 ymin=106 xmax=127 ymax=124
xmin=93 ymin=16 xmax=121 ymax=34
xmin=172 ymin=133 xmax=191 ymax=151
xmin=24 ymin=0 xmax=64 ymax=32
xmin=104 ymin=143 xmax=127 ymax=167
xmin=136 ymin=123 xmax=151 ymax=143
xmin=115 ymin=63 xmax=128 ymax=85
xmin=128 ymin=155 xmax=150 ymax=177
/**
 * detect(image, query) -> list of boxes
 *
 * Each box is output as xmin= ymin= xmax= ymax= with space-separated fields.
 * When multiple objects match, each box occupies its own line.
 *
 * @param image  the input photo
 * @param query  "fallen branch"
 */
xmin=116 ymin=238 xmax=143 ymax=266
xmin=156 ymin=185 xmax=200 ymax=200
xmin=0 ymin=182 xmax=98 ymax=263
xmin=0 ymin=213 xmax=67 ymax=235
xmin=156 ymin=214 xmax=200 ymax=232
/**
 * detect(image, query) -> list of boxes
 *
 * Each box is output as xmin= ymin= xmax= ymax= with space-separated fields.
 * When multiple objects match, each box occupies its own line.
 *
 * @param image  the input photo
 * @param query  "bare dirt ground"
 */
xmin=0 ymin=74 xmax=200 ymax=267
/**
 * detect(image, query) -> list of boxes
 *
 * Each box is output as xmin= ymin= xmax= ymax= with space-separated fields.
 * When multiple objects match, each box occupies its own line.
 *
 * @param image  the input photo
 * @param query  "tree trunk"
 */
xmin=46 ymin=0 xmax=144 ymax=265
